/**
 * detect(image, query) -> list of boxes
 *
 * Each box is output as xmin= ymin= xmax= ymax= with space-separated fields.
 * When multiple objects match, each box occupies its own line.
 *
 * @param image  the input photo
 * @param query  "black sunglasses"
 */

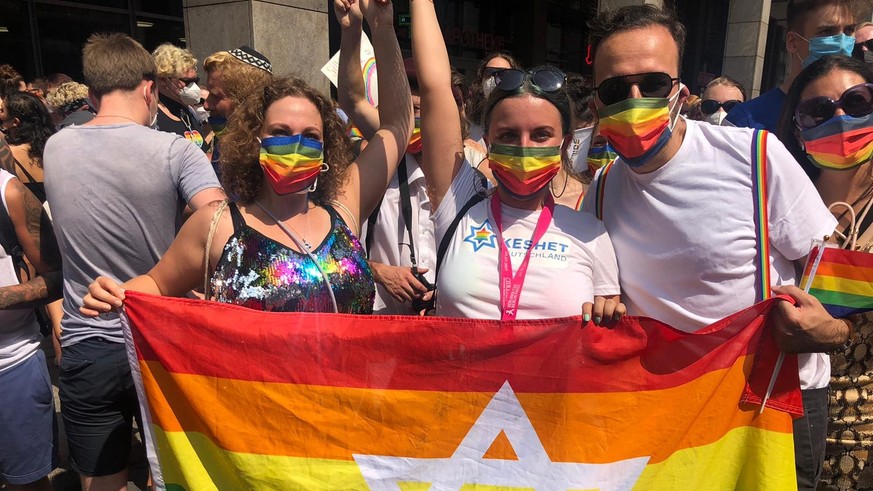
xmin=854 ymin=39 xmax=873 ymax=58
xmin=179 ymin=76 xmax=200 ymax=85
xmin=700 ymin=99 xmax=741 ymax=115
xmin=795 ymin=82 xmax=873 ymax=130
xmin=595 ymin=72 xmax=679 ymax=106
xmin=492 ymin=68 xmax=566 ymax=93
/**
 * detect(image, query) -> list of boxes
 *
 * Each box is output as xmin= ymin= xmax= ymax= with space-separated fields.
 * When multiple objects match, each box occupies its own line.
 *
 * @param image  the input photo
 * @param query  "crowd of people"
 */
xmin=1 ymin=0 xmax=873 ymax=489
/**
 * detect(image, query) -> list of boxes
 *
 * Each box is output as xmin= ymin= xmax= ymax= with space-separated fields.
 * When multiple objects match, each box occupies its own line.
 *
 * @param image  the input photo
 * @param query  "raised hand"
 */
xmin=359 ymin=0 xmax=394 ymax=29
xmin=334 ymin=0 xmax=363 ymax=29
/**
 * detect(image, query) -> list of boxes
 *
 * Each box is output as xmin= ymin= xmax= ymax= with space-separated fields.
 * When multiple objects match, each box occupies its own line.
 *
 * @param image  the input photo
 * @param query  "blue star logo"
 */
xmin=464 ymin=221 xmax=497 ymax=252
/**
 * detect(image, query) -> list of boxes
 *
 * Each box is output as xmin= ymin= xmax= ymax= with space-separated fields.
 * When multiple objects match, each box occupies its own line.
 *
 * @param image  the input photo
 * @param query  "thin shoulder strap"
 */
xmin=227 ymin=201 xmax=245 ymax=232
xmin=751 ymin=129 xmax=771 ymax=301
xmin=435 ymin=172 xmax=489 ymax=281
xmin=12 ymin=156 xmax=38 ymax=184
xmin=203 ymin=200 xmax=230 ymax=300
xmin=594 ymin=160 xmax=615 ymax=221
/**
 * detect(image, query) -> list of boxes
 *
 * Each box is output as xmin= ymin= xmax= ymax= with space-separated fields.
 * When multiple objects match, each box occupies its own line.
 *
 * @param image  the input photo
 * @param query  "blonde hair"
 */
xmin=83 ymin=33 xmax=155 ymax=97
xmin=204 ymin=51 xmax=272 ymax=109
xmin=46 ymin=82 xmax=89 ymax=111
xmin=152 ymin=43 xmax=197 ymax=78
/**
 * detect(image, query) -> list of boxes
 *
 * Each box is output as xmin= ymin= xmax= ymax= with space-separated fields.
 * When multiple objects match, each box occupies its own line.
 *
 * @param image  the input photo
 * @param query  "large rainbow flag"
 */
xmin=121 ymin=292 xmax=802 ymax=490
xmin=801 ymin=242 xmax=873 ymax=318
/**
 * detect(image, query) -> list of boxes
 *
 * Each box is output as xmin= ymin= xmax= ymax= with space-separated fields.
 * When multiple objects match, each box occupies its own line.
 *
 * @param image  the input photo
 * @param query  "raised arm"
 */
xmin=335 ymin=0 xmax=380 ymax=139
xmin=0 ymin=178 xmax=62 ymax=310
xmin=411 ymin=0 xmax=464 ymax=211
xmin=336 ymin=0 xmax=412 ymax=233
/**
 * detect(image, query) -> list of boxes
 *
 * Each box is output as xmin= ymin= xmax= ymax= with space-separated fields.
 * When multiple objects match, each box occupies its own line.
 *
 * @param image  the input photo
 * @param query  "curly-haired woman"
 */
xmin=0 ymin=91 xmax=56 ymax=202
xmin=81 ymin=0 xmax=411 ymax=316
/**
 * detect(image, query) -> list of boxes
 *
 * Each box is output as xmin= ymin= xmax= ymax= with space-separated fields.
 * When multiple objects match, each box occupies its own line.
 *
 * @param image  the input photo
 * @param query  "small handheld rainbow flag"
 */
xmin=800 ymin=240 xmax=873 ymax=318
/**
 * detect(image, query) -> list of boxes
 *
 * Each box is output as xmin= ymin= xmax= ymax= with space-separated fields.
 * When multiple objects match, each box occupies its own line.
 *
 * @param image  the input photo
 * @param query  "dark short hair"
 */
xmin=83 ymin=33 xmax=156 ymax=97
xmin=588 ymin=5 xmax=686 ymax=72
xmin=564 ymin=74 xmax=595 ymax=127
xmin=482 ymin=65 xmax=572 ymax=137
xmin=777 ymin=55 xmax=873 ymax=180
xmin=786 ymin=0 xmax=859 ymax=32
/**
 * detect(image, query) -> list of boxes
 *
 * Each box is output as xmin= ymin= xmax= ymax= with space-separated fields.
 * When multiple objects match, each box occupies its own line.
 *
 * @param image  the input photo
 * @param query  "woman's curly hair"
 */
xmin=152 ymin=43 xmax=197 ymax=78
xmin=3 ymin=91 xmax=56 ymax=166
xmin=220 ymin=77 xmax=354 ymax=205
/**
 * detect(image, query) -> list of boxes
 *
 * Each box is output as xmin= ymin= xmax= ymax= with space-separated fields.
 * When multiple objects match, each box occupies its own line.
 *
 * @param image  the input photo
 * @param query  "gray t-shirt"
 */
xmin=44 ymin=123 xmax=220 ymax=346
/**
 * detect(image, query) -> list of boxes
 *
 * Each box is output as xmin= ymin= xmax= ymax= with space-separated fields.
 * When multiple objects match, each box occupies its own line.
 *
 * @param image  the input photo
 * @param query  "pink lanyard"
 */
xmin=490 ymin=193 xmax=555 ymax=320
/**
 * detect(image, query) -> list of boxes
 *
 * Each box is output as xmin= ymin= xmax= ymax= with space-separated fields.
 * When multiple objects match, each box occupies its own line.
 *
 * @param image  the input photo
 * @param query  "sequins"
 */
xmin=212 ymin=208 xmax=375 ymax=314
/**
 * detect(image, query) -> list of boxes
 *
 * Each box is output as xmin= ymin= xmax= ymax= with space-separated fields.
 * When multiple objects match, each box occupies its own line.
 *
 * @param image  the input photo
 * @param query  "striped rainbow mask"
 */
xmin=597 ymin=92 xmax=681 ymax=168
xmin=587 ymin=142 xmax=619 ymax=175
xmin=488 ymin=143 xmax=562 ymax=200
xmin=801 ymin=114 xmax=873 ymax=171
xmin=259 ymin=135 xmax=325 ymax=195
xmin=407 ymin=118 xmax=422 ymax=154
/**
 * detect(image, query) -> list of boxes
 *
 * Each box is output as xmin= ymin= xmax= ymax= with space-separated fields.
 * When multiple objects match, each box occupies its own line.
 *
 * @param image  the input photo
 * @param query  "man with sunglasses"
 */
xmin=698 ymin=76 xmax=746 ymax=126
xmin=852 ymin=22 xmax=873 ymax=63
xmin=726 ymin=0 xmax=858 ymax=131
xmin=583 ymin=6 xmax=849 ymax=489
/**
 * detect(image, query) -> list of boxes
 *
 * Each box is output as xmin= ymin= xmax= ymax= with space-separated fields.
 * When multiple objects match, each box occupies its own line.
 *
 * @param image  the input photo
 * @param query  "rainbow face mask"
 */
xmin=597 ymin=91 xmax=681 ymax=168
xmin=488 ymin=143 xmax=562 ymax=200
xmin=801 ymin=113 xmax=873 ymax=171
xmin=208 ymin=115 xmax=228 ymax=137
xmin=259 ymin=135 xmax=325 ymax=195
xmin=407 ymin=118 xmax=422 ymax=154
xmin=587 ymin=142 xmax=619 ymax=175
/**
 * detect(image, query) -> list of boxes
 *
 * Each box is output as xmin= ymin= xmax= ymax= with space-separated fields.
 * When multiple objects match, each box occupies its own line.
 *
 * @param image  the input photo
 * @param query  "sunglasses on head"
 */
xmin=700 ymin=99 xmax=741 ymax=115
xmin=483 ymin=66 xmax=507 ymax=78
xmin=794 ymin=82 xmax=873 ymax=130
xmin=595 ymin=72 xmax=679 ymax=106
xmin=491 ymin=68 xmax=566 ymax=93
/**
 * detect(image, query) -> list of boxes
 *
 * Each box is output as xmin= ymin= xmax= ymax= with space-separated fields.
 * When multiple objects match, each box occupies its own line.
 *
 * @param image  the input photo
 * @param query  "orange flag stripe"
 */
xmin=142 ymin=356 xmax=791 ymax=466
xmin=814 ymin=261 xmax=873 ymax=282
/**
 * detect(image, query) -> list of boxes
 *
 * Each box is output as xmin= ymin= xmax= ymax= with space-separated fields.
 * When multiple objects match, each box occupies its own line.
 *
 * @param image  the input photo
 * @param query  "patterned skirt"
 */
xmin=819 ymin=313 xmax=873 ymax=490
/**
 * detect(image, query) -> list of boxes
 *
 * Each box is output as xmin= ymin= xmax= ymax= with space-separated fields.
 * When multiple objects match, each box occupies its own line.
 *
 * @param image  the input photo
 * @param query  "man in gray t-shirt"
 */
xmin=42 ymin=33 xmax=223 ymax=490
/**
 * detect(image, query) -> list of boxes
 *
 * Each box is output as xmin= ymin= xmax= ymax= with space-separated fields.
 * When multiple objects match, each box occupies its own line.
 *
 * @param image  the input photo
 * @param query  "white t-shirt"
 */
xmin=0 ymin=170 xmax=40 ymax=372
xmin=582 ymin=120 xmax=838 ymax=389
xmin=365 ymin=154 xmax=436 ymax=314
xmin=434 ymin=163 xmax=620 ymax=320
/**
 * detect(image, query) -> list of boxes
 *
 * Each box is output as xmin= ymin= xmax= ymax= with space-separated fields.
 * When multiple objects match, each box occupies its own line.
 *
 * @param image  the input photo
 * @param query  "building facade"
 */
xmin=0 ymin=0 xmax=868 ymax=99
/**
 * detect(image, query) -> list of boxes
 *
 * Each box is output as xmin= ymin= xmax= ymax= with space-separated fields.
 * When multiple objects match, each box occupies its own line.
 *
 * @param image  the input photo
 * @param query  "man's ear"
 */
xmin=786 ymin=30 xmax=801 ymax=56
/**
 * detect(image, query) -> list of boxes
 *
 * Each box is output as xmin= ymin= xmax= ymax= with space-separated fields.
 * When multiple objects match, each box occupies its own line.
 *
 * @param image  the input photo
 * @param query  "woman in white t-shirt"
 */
xmin=410 ymin=0 xmax=622 ymax=322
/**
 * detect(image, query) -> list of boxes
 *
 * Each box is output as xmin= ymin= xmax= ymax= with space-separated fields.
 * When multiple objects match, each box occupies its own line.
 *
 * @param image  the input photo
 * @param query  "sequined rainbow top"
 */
xmin=211 ymin=203 xmax=375 ymax=314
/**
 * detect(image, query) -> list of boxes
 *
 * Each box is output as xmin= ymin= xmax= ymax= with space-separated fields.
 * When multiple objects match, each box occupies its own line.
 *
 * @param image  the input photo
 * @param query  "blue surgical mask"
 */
xmin=798 ymin=33 xmax=855 ymax=68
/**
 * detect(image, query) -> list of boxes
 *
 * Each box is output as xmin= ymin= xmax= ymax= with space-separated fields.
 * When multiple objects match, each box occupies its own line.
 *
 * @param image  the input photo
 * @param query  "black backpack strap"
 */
xmin=397 ymin=157 xmax=419 ymax=267
xmin=364 ymin=196 xmax=383 ymax=257
xmin=435 ymin=171 xmax=489 ymax=281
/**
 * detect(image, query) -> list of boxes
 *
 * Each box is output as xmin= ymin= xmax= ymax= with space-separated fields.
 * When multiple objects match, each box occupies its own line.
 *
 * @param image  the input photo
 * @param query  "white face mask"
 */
xmin=146 ymin=88 xmax=158 ymax=128
xmin=179 ymin=82 xmax=202 ymax=106
xmin=483 ymin=76 xmax=497 ymax=98
xmin=705 ymin=110 xmax=727 ymax=126
xmin=565 ymin=126 xmax=594 ymax=173
xmin=193 ymin=105 xmax=210 ymax=123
